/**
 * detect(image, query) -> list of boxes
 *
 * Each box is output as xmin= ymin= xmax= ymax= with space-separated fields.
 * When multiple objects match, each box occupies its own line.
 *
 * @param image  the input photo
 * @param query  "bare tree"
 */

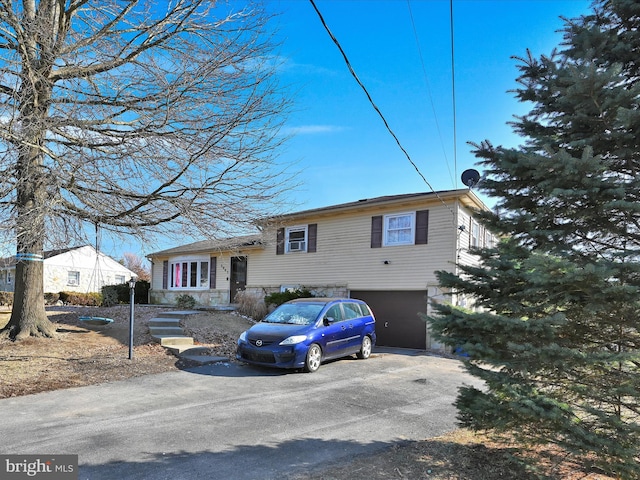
xmin=0 ymin=1 xmax=292 ymax=340
xmin=122 ymin=252 xmax=150 ymax=282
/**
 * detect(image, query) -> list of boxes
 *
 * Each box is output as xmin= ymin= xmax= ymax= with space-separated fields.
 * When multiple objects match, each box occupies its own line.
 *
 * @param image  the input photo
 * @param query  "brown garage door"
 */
xmin=350 ymin=291 xmax=428 ymax=349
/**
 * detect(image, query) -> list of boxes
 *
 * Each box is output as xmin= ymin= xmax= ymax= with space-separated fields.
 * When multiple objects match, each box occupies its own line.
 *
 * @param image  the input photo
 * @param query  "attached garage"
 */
xmin=350 ymin=291 xmax=428 ymax=349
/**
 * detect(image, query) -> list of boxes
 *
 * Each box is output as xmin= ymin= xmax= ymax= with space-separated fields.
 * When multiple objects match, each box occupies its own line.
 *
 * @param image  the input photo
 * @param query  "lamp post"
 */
xmin=128 ymin=276 xmax=137 ymax=360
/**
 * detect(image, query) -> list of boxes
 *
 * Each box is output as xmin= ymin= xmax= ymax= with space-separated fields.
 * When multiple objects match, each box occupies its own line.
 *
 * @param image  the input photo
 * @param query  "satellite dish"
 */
xmin=461 ymin=169 xmax=481 ymax=188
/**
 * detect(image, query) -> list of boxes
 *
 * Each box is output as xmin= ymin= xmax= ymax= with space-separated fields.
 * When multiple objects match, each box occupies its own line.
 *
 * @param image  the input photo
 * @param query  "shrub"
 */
xmin=101 ymin=286 xmax=119 ymax=307
xmin=134 ymin=280 xmax=150 ymax=304
xmin=234 ymin=290 xmax=268 ymax=320
xmin=58 ymin=291 xmax=102 ymax=306
xmin=101 ymin=280 xmax=149 ymax=305
xmin=0 ymin=291 xmax=13 ymax=306
xmin=176 ymin=294 xmax=197 ymax=309
xmin=44 ymin=293 xmax=60 ymax=305
xmin=264 ymin=288 xmax=313 ymax=307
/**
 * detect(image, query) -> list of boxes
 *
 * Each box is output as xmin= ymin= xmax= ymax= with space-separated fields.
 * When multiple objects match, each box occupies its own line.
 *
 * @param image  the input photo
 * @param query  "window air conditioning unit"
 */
xmin=289 ymin=241 xmax=305 ymax=252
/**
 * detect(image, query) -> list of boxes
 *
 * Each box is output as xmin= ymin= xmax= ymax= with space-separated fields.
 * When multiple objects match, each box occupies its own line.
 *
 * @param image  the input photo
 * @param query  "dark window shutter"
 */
xmin=307 ymin=224 xmax=317 ymax=253
xmin=276 ymin=228 xmax=285 ymax=255
xmin=162 ymin=260 xmax=168 ymax=289
xmin=209 ymin=257 xmax=217 ymax=289
xmin=415 ymin=210 xmax=429 ymax=244
xmin=371 ymin=216 xmax=383 ymax=248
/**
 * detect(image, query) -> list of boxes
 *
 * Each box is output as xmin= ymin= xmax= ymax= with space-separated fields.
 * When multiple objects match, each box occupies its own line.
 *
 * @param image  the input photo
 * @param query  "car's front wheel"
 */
xmin=357 ymin=335 xmax=372 ymax=359
xmin=304 ymin=344 xmax=322 ymax=373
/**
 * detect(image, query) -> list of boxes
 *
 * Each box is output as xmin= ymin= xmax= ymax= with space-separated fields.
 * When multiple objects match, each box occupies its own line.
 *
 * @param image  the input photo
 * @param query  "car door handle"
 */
xmin=341 ymin=325 xmax=346 ymax=331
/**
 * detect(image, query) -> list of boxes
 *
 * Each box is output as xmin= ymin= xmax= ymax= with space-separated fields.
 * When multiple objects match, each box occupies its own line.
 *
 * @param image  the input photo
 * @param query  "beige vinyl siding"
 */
xmin=148 ymin=202 xmax=485 ymax=294
xmin=248 ymin=203 xmax=461 ymax=291
xmin=145 ymin=190 xmax=492 ymax=313
xmin=150 ymin=257 xmax=166 ymax=290
xmin=455 ymin=207 xmax=486 ymax=271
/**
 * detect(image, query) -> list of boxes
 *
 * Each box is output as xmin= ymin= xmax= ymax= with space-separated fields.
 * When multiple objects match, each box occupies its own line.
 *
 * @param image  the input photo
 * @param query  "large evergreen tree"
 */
xmin=429 ymin=1 xmax=640 ymax=476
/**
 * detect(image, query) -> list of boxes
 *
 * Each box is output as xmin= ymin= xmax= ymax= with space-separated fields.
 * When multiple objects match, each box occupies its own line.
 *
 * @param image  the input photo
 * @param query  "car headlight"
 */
xmin=238 ymin=331 xmax=247 ymax=342
xmin=279 ymin=335 xmax=307 ymax=346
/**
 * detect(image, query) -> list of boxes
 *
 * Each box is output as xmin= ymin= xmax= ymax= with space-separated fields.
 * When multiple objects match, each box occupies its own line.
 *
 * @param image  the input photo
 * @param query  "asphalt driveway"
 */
xmin=1 ymin=349 xmax=481 ymax=479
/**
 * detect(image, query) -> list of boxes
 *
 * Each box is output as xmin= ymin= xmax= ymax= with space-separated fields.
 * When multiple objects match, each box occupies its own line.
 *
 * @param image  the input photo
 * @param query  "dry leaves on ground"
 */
xmin=0 ymin=305 xmax=253 ymax=398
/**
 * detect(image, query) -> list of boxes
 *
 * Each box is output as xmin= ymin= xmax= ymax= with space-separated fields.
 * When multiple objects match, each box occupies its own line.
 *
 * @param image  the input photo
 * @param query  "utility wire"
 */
xmin=308 ymin=0 xmax=457 ymax=220
xmin=406 ymin=0 xmax=455 ymax=188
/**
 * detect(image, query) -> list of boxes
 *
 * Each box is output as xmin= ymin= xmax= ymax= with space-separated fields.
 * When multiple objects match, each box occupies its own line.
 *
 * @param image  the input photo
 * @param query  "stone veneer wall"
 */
xmin=244 ymin=285 xmax=349 ymax=299
xmin=149 ymin=289 xmax=230 ymax=306
xmin=149 ymin=284 xmax=349 ymax=306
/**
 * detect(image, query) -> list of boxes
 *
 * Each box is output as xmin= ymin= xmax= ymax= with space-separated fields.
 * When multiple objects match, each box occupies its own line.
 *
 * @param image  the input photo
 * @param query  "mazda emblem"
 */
xmin=255 ymin=339 xmax=263 ymax=347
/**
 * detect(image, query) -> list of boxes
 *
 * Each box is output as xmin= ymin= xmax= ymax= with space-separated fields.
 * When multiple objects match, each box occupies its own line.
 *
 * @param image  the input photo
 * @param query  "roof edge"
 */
xmin=261 ymin=189 xmax=487 ymax=223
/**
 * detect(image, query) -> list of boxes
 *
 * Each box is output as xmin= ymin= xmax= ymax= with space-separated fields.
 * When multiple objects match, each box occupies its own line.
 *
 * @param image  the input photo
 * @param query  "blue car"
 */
xmin=236 ymin=298 xmax=376 ymax=373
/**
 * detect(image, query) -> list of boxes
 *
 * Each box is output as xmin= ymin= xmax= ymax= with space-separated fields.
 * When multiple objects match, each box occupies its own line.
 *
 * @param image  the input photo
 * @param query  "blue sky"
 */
xmin=270 ymin=0 xmax=592 ymax=211
xmin=118 ymin=0 xmax=594 ymax=258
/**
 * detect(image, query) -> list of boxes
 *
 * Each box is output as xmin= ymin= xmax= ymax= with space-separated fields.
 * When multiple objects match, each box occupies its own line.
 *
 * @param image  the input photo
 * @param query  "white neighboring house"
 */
xmin=0 ymin=245 xmax=136 ymax=294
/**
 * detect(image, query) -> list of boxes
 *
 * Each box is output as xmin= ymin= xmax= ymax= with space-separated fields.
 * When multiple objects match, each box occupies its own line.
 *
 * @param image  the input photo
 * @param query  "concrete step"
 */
xmin=149 ymin=326 xmax=184 ymax=336
xmin=180 ymin=354 xmax=230 ymax=365
xmin=152 ymin=335 xmax=194 ymax=347
xmin=164 ymin=345 xmax=230 ymax=364
xmin=165 ymin=345 xmax=210 ymax=355
xmin=155 ymin=310 xmax=200 ymax=319
xmin=149 ymin=317 xmax=181 ymax=327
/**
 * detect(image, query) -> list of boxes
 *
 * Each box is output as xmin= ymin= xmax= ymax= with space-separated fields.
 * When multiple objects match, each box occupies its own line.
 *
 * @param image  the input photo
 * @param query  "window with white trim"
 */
xmin=115 ymin=275 xmax=125 ymax=284
xmin=485 ymin=229 xmax=495 ymax=249
xmin=471 ymin=220 xmax=480 ymax=248
xmin=0 ymin=270 xmax=10 ymax=284
xmin=286 ymin=225 xmax=307 ymax=253
xmin=169 ymin=257 xmax=210 ymax=289
xmin=68 ymin=271 xmax=80 ymax=286
xmin=384 ymin=212 xmax=415 ymax=246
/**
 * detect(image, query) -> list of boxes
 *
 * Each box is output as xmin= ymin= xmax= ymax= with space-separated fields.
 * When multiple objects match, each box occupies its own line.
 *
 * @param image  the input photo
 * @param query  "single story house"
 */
xmin=0 ymin=245 xmax=136 ymax=294
xmin=147 ymin=189 xmax=494 ymax=350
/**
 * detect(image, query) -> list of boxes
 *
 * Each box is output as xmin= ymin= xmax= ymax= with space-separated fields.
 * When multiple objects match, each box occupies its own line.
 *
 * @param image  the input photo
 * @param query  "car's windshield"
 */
xmin=262 ymin=303 xmax=325 ymax=325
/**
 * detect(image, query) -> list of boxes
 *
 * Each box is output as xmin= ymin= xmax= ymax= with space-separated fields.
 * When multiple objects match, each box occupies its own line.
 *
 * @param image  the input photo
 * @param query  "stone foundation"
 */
xmin=149 ymin=284 xmax=350 ymax=307
xmin=149 ymin=289 xmax=230 ymax=307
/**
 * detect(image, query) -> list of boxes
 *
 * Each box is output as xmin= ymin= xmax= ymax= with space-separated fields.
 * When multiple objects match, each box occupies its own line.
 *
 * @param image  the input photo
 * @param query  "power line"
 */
xmin=308 ymin=0 xmax=457 ymax=220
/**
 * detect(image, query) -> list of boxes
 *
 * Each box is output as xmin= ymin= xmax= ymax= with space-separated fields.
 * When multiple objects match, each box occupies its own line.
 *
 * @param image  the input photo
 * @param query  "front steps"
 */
xmin=149 ymin=310 xmax=229 ymax=365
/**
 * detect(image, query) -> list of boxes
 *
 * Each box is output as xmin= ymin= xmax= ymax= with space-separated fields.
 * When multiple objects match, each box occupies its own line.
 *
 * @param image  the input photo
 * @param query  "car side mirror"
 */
xmin=323 ymin=316 xmax=335 ymax=326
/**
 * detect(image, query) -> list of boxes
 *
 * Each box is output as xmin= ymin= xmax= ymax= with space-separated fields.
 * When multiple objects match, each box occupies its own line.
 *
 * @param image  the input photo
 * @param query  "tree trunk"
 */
xmin=2 ymin=191 xmax=56 ymax=339
xmin=1 ymin=102 xmax=56 ymax=340
xmin=3 ymin=256 xmax=55 ymax=340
